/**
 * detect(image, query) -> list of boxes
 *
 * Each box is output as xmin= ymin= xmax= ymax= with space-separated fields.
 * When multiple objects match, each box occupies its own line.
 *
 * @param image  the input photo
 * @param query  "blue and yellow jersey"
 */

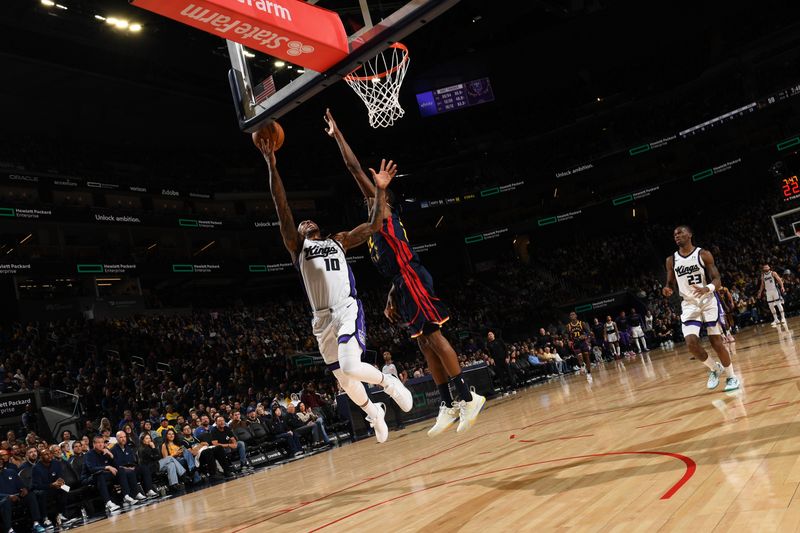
xmin=368 ymin=211 xmax=421 ymax=280
xmin=568 ymin=320 xmax=587 ymax=339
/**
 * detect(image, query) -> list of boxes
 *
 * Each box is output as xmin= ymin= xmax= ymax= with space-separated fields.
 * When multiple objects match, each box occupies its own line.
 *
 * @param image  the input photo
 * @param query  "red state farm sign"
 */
xmin=132 ymin=0 xmax=349 ymax=72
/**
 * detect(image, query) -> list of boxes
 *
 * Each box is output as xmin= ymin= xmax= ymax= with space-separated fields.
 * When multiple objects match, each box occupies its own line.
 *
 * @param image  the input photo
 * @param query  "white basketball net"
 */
xmin=344 ymin=43 xmax=410 ymax=128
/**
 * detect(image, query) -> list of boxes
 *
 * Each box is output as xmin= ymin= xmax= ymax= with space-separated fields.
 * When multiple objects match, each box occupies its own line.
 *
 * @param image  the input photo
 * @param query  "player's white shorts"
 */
xmin=766 ymin=291 xmax=784 ymax=305
xmin=631 ymin=326 xmax=645 ymax=338
xmin=606 ymin=333 xmax=618 ymax=343
xmin=311 ymin=297 xmax=366 ymax=367
xmin=681 ymin=296 xmax=722 ymax=337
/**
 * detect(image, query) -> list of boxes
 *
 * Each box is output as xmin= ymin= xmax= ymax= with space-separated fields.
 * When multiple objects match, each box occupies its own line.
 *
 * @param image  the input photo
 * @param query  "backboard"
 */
xmin=771 ymin=205 xmax=800 ymax=241
xmin=225 ymin=0 xmax=461 ymax=131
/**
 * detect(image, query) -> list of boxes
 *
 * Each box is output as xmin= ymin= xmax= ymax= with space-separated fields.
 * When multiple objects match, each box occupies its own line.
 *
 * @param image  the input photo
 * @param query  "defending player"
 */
xmin=662 ymin=225 xmax=739 ymax=391
xmin=567 ymin=312 xmax=593 ymax=381
xmin=253 ymin=132 xmax=412 ymax=444
xmin=757 ymin=264 xmax=787 ymax=326
xmin=324 ymin=109 xmax=485 ymax=437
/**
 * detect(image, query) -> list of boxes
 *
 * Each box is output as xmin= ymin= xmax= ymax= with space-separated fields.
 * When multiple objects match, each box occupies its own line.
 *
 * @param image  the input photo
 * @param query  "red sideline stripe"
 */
xmin=636 ymin=418 xmax=682 ymax=429
xmin=308 ymin=451 xmax=697 ymax=531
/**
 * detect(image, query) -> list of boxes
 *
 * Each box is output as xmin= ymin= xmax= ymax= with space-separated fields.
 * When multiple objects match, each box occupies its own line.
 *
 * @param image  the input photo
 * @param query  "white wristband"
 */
xmin=706 ymin=283 xmax=716 ymax=292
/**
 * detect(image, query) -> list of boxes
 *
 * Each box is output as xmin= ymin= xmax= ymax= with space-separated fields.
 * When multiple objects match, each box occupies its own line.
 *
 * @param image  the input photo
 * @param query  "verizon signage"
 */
xmin=132 ymin=0 xmax=349 ymax=72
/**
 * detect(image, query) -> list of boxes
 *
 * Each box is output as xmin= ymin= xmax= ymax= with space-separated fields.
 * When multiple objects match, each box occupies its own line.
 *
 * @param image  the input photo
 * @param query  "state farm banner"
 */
xmin=132 ymin=0 xmax=349 ymax=72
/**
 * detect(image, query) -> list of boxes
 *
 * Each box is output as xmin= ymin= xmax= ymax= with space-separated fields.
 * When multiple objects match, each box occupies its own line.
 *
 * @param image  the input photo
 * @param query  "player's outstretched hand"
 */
xmin=369 ymin=159 xmax=397 ymax=189
xmin=252 ymin=133 xmax=277 ymax=166
xmin=662 ymin=287 xmax=673 ymax=297
xmin=384 ymin=301 xmax=400 ymax=324
xmin=323 ymin=108 xmax=339 ymax=137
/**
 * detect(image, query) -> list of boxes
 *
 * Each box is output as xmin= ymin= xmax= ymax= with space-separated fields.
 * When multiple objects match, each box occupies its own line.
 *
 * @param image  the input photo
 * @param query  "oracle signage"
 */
xmin=132 ymin=0 xmax=349 ymax=72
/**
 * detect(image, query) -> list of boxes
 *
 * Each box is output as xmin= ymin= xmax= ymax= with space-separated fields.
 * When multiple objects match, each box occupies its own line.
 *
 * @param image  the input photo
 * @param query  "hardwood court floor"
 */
xmin=85 ymin=321 xmax=800 ymax=532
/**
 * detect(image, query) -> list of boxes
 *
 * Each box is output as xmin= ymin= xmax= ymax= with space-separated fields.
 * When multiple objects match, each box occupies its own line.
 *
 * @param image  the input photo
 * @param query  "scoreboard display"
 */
xmin=781 ymin=175 xmax=800 ymax=203
xmin=416 ymin=77 xmax=495 ymax=117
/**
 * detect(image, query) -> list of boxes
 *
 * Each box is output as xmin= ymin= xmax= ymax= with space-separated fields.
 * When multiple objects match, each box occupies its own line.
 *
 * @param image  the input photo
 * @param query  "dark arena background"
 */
xmin=3 ymin=1 xmax=800 ymax=532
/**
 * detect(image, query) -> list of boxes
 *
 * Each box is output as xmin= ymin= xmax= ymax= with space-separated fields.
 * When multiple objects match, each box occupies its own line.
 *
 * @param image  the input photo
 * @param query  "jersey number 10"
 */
xmin=324 ymin=258 xmax=341 ymax=271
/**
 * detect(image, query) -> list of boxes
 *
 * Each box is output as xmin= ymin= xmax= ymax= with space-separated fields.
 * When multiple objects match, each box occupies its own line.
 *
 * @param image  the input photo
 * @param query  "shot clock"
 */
xmin=781 ymin=175 xmax=800 ymax=202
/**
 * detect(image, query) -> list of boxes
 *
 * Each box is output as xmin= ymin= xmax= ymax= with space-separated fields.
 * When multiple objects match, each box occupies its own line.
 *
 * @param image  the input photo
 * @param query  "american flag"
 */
xmin=253 ymin=75 xmax=276 ymax=105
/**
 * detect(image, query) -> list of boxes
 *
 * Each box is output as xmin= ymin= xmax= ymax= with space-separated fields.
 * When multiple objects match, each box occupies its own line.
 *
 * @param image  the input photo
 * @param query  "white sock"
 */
xmin=777 ymin=303 xmax=785 ymax=319
xmin=771 ymin=309 xmax=779 ymax=322
xmin=361 ymin=400 xmax=380 ymax=419
xmin=701 ymin=357 xmax=717 ymax=371
xmin=722 ymin=363 xmax=735 ymax=378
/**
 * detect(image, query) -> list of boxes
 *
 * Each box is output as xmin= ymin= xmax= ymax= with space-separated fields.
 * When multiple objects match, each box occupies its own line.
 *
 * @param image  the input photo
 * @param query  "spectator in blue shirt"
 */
xmin=0 ymin=449 xmax=46 ymax=533
xmin=193 ymin=415 xmax=213 ymax=440
xmin=81 ymin=435 xmax=122 ymax=512
xmin=112 ymin=432 xmax=153 ymax=501
xmin=32 ymin=449 xmax=68 ymax=526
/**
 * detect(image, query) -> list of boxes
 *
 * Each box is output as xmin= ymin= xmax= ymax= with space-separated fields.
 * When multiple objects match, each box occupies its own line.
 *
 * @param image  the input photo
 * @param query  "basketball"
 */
xmin=253 ymin=121 xmax=285 ymax=151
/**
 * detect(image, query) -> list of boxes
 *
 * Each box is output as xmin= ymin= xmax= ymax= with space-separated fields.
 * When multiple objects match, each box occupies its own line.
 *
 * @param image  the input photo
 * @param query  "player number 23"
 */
xmin=686 ymin=274 xmax=702 ymax=285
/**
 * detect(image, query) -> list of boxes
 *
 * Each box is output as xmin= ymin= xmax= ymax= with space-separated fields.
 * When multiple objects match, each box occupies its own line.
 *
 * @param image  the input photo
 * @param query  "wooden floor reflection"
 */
xmin=84 ymin=321 xmax=800 ymax=532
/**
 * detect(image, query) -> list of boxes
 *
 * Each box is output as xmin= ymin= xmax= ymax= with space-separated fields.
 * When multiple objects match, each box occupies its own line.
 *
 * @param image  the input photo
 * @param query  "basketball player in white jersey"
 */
xmin=757 ymin=264 xmax=787 ymax=326
xmin=663 ymin=225 xmax=739 ymax=391
xmin=253 ymin=134 xmax=412 ymax=444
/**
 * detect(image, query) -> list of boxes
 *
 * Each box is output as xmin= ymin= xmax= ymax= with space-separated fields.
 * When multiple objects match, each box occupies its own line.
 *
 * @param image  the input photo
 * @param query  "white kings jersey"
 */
xmin=298 ymin=238 xmax=356 ymax=311
xmin=673 ymin=247 xmax=711 ymax=305
xmin=763 ymin=271 xmax=781 ymax=300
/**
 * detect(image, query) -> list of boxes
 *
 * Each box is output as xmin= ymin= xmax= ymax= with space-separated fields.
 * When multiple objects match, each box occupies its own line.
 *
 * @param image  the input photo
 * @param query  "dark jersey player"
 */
xmin=567 ymin=312 xmax=593 ymax=381
xmin=325 ymin=109 xmax=485 ymax=437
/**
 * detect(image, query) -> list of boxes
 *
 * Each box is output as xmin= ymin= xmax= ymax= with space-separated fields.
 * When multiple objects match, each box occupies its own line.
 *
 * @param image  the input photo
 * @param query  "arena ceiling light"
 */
xmin=40 ymin=0 xmax=55 ymax=6
xmin=103 ymin=16 xmax=142 ymax=32
xmin=274 ymin=60 xmax=286 ymax=67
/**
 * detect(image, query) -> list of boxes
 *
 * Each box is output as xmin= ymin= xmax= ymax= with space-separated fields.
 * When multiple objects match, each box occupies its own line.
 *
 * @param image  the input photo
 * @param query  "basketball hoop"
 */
xmin=344 ymin=43 xmax=410 ymax=128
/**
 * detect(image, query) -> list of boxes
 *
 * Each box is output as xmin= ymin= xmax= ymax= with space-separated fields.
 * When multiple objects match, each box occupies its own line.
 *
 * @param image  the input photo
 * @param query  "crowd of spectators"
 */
xmin=0 ymin=182 xmax=799 ymax=529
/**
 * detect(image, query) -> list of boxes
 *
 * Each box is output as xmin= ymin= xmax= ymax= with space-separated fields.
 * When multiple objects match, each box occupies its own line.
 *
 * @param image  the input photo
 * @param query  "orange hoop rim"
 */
xmin=344 ymin=42 xmax=409 ymax=82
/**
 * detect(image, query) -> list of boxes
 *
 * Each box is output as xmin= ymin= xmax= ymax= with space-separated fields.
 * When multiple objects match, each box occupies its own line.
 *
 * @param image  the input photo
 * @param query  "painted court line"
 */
xmin=308 ymin=450 xmax=697 ymax=531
